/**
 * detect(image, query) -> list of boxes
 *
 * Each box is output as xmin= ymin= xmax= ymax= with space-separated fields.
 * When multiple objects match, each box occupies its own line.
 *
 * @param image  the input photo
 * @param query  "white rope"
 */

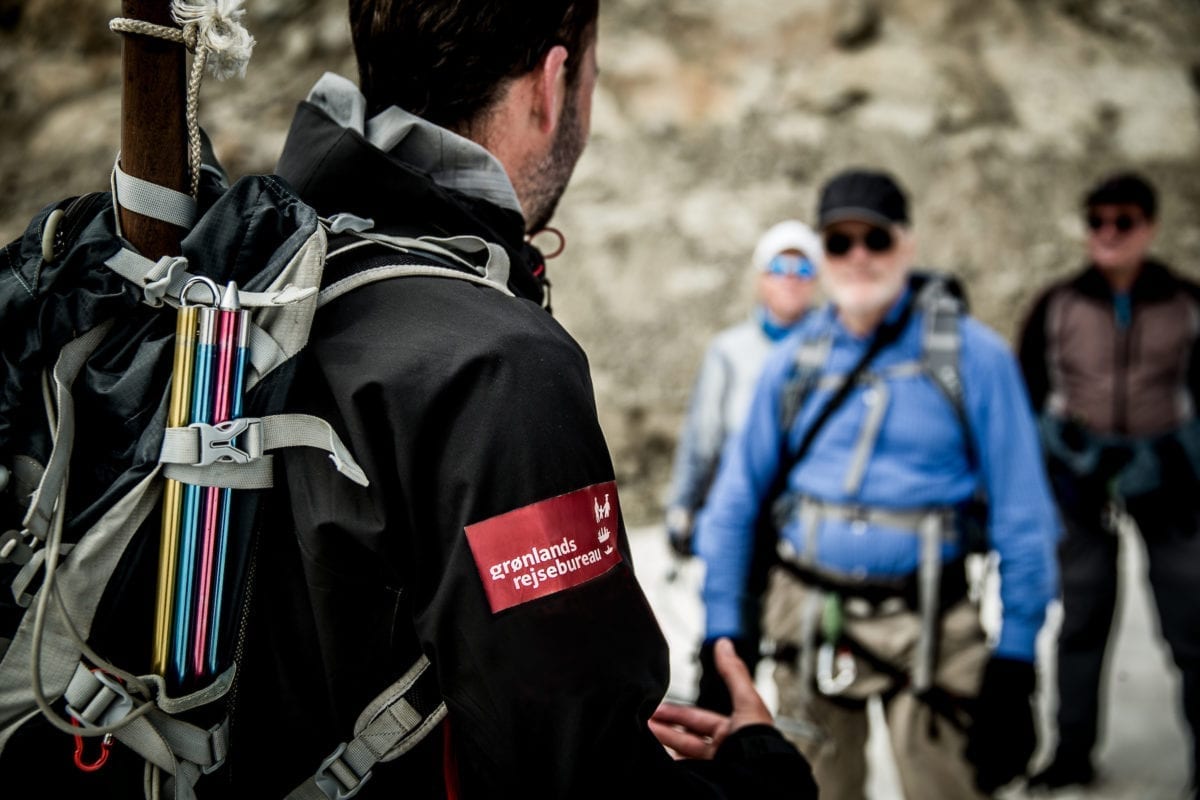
xmin=109 ymin=1 xmax=255 ymax=201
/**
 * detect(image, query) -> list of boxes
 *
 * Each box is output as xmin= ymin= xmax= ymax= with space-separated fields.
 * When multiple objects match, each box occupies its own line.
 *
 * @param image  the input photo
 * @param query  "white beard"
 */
xmin=821 ymin=266 xmax=908 ymax=325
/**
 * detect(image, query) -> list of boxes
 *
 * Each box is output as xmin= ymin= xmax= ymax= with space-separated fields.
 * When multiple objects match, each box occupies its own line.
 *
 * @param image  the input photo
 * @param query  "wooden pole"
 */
xmin=118 ymin=0 xmax=188 ymax=259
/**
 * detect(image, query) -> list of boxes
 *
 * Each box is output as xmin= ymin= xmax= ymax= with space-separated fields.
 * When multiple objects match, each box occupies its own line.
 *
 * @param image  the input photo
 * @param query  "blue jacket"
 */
xmin=697 ymin=289 xmax=1060 ymax=662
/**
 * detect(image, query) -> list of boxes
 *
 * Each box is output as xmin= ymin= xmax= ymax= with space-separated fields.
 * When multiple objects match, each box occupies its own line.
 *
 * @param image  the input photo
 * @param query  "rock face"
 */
xmin=3 ymin=0 xmax=1199 ymax=523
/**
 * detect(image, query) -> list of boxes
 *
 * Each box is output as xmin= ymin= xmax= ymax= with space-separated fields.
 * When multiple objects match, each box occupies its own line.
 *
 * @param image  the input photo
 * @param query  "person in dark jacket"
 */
xmin=1019 ymin=172 xmax=1200 ymax=793
xmin=226 ymin=3 xmax=817 ymax=799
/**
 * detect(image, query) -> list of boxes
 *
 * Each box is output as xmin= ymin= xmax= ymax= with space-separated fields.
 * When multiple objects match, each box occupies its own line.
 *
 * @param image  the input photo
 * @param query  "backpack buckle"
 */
xmin=314 ymin=741 xmax=372 ymax=800
xmin=64 ymin=667 xmax=135 ymax=729
xmin=193 ymin=418 xmax=260 ymax=466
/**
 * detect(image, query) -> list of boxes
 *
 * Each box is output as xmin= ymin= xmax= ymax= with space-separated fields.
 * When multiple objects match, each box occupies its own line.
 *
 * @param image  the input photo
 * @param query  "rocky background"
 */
xmin=3 ymin=0 xmax=1200 ymax=524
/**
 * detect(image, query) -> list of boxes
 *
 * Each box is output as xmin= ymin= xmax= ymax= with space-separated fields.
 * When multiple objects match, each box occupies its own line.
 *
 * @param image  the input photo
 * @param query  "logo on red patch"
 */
xmin=464 ymin=481 xmax=623 ymax=613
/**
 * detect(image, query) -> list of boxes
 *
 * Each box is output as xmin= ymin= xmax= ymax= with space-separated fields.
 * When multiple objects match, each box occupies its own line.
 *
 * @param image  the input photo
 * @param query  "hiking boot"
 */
xmin=1027 ymin=756 xmax=1096 ymax=792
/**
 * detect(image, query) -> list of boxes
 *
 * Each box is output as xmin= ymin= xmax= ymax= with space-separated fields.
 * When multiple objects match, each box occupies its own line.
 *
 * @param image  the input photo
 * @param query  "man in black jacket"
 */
xmin=1019 ymin=172 xmax=1200 ymax=794
xmin=229 ymin=2 xmax=817 ymax=798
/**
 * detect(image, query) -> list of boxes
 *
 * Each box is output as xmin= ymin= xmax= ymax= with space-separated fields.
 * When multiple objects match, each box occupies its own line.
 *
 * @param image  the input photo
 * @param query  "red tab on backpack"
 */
xmin=465 ymin=481 xmax=623 ymax=613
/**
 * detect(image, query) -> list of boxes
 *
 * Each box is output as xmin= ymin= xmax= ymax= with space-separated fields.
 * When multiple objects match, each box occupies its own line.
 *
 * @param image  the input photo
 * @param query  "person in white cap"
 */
xmin=665 ymin=221 xmax=823 ymax=563
xmin=665 ymin=221 xmax=821 ymax=705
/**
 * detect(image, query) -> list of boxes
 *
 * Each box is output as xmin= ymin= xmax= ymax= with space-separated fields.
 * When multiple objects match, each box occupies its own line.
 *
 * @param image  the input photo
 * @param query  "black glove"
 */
xmin=965 ymin=656 xmax=1037 ymax=793
xmin=665 ymin=507 xmax=695 ymax=558
xmin=1155 ymin=433 xmax=1197 ymax=495
xmin=695 ymin=636 xmax=759 ymax=714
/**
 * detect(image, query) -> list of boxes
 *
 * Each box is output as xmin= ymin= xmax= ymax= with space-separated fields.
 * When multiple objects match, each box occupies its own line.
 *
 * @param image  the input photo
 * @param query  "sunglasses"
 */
xmin=766 ymin=253 xmax=816 ymax=279
xmin=823 ymin=227 xmax=894 ymax=257
xmin=1086 ymin=212 xmax=1143 ymax=234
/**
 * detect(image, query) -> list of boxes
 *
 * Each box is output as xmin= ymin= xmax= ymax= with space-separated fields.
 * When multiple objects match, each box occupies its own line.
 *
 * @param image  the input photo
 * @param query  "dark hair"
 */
xmin=1084 ymin=172 xmax=1158 ymax=220
xmin=349 ymin=0 xmax=599 ymax=132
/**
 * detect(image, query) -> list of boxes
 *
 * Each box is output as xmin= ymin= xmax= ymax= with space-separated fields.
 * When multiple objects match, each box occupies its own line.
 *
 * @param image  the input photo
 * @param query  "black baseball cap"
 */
xmin=817 ymin=169 xmax=909 ymax=229
xmin=1084 ymin=172 xmax=1157 ymax=220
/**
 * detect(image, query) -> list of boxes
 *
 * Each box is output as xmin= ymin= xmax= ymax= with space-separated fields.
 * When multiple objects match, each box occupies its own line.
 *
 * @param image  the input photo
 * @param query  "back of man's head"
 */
xmin=349 ymin=1 xmax=599 ymax=134
xmin=1084 ymin=172 xmax=1158 ymax=220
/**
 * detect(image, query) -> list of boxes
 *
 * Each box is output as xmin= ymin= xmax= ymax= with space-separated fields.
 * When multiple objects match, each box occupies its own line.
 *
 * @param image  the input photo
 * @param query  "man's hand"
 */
xmin=649 ymin=638 xmax=773 ymax=760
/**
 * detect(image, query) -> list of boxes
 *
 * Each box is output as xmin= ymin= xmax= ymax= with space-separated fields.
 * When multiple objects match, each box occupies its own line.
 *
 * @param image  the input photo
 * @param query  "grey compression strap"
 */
xmin=160 ymin=413 xmax=369 ymax=488
xmin=20 ymin=322 xmax=113 ymax=544
xmin=289 ymin=655 xmax=447 ymax=800
xmin=63 ymin=664 xmax=236 ymax=800
xmin=112 ymin=158 xmax=198 ymax=231
xmin=104 ymin=247 xmax=318 ymax=309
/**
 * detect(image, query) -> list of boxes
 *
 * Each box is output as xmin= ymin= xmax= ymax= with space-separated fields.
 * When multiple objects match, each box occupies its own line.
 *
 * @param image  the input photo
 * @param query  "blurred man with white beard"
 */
xmin=697 ymin=168 xmax=1060 ymax=798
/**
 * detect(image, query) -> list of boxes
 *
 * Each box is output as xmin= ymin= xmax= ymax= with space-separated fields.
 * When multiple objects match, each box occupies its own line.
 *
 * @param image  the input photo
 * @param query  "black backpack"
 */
xmin=0 ymin=169 xmax=513 ymax=798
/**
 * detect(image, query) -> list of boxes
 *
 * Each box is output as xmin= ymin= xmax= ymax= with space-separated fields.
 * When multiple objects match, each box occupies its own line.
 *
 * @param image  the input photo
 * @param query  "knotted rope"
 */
xmin=110 ymin=0 xmax=255 ymax=200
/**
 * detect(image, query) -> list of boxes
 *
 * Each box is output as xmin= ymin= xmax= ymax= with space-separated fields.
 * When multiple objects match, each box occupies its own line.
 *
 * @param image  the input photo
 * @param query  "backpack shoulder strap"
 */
xmin=778 ymin=332 xmax=832 ymax=433
xmin=288 ymin=656 xmax=446 ymax=800
xmin=915 ymin=275 xmax=976 ymax=469
xmin=318 ymin=226 xmax=515 ymax=309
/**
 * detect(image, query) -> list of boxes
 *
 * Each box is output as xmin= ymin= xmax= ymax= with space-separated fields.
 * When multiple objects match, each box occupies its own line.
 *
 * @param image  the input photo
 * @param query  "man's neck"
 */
xmin=837 ymin=307 xmax=888 ymax=338
xmin=1098 ymin=261 xmax=1144 ymax=294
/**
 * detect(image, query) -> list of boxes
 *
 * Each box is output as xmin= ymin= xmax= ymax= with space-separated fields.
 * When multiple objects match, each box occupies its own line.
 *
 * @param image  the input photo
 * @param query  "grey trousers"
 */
xmin=762 ymin=567 xmax=990 ymax=800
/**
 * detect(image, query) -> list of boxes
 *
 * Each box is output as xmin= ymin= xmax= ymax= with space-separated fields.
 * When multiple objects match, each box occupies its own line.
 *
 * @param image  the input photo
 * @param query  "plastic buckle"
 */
xmin=193 ymin=418 xmax=257 ymax=466
xmin=65 ymin=669 xmax=134 ymax=729
xmin=314 ymin=742 xmax=372 ymax=800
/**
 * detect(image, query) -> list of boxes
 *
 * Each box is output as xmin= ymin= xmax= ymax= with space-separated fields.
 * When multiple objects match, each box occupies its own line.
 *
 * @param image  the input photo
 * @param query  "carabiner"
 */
xmin=71 ymin=717 xmax=113 ymax=773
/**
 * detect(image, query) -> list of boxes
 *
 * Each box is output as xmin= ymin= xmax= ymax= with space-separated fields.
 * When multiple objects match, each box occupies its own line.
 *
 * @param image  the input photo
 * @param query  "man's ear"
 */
xmin=532 ymin=45 xmax=570 ymax=135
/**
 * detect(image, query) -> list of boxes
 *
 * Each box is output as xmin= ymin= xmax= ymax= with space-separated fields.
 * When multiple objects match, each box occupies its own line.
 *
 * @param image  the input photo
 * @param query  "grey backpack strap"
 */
xmin=917 ymin=277 xmax=974 ymax=466
xmin=63 ymin=664 xmax=233 ymax=800
xmin=20 ymin=321 xmax=114 ymax=545
xmin=159 ymin=413 xmax=370 ymax=489
xmin=319 ymin=226 xmax=516 ymax=304
xmin=779 ymin=332 xmax=832 ymax=432
xmin=104 ymin=246 xmax=320 ymax=310
xmin=289 ymin=655 xmax=448 ymax=800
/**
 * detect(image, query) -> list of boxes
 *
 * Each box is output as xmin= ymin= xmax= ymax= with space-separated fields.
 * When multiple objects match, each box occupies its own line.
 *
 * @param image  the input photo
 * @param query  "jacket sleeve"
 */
xmin=353 ymin=287 xmax=816 ymax=798
xmin=962 ymin=320 xmax=1060 ymax=661
xmin=667 ymin=342 xmax=733 ymax=514
xmin=1179 ymin=275 xmax=1200 ymax=410
xmin=1016 ymin=287 xmax=1054 ymax=414
xmin=697 ymin=342 xmax=792 ymax=641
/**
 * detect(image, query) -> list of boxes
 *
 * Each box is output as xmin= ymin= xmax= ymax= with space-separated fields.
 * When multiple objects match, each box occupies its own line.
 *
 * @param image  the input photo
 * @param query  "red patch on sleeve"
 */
xmin=464 ymin=481 xmax=623 ymax=613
